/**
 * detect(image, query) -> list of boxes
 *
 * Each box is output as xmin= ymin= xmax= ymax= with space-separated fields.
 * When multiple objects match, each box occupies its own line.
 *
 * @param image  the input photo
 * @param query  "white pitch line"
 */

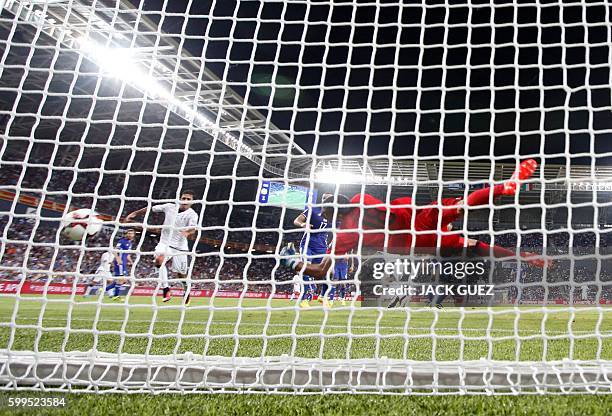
xmin=4 ymin=317 xmax=610 ymax=336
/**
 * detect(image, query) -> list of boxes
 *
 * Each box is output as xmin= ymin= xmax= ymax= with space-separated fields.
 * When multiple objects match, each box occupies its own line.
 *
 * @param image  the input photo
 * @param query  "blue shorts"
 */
xmin=334 ymin=263 xmax=348 ymax=280
xmin=300 ymin=245 xmax=326 ymax=265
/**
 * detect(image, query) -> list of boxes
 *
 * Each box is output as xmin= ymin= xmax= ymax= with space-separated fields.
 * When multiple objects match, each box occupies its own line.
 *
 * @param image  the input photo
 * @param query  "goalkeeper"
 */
xmin=280 ymin=160 xmax=549 ymax=277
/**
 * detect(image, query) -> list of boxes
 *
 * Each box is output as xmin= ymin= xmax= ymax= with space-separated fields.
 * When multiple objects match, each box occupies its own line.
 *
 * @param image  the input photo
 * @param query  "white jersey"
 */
xmin=292 ymin=274 xmax=302 ymax=292
xmin=152 ymin=203 xmax=198 ymax=251
xmin=97 ymin=252 xmax=113 ymax=273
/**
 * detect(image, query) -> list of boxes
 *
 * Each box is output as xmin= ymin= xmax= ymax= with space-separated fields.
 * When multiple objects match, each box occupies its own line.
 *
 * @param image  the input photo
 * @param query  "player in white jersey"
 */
xmin=290 ymin=274 xmax=302 ymax=300
xmin=84 ymin=250 xmax=114 ymax=297
xmin=125 ymin=190 xmax=199 ymax=304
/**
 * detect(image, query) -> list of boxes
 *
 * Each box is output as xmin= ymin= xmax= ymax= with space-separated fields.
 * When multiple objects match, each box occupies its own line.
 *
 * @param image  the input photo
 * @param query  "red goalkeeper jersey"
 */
xmin=329 ymin=194 xmax=466 ymax=255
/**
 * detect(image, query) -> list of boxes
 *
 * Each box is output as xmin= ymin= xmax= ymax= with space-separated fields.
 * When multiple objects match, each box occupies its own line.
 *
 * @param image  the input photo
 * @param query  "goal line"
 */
xmin=2 ymin=351 xmax=611 ymax=394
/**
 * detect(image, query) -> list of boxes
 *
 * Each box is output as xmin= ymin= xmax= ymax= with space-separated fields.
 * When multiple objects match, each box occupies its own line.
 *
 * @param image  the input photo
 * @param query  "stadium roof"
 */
xmin=1 ymin=0 xmax=310 ymax=177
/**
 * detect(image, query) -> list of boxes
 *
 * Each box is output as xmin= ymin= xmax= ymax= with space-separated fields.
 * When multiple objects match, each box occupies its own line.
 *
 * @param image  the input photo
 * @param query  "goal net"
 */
xmin=0 ymin=0 xmax=611 ymax=394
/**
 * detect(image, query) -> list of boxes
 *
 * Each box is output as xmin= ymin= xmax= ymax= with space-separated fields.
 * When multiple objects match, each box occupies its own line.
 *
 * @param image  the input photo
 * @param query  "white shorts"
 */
xmin=94 ymin=269 xmax=112 ymax=283
xmin=155 ymin=242 xmax=190 ymax=275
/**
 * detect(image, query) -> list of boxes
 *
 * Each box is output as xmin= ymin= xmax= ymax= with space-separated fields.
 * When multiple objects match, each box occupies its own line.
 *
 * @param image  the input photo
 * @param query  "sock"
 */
xmin=106 ymin=282 xmax=116 ymax=296
xmin=320 ymin=283 xmax=328 ymax=300
xmin=158 ymin=264 xmax=169 ymax=288
xmin=328 ymin=284 xmax=336 ymax=300
xmin=113 ymin=283 xmax=121 ymax=297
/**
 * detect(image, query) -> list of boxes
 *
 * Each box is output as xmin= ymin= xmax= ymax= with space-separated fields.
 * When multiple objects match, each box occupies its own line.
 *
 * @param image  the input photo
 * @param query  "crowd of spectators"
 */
xmin=1 ymin=160 xmax=303 ymax=251
xmin=1 ymin=159 xmax=610 ymax=301
xmin=0 ymin=216 xmax=294 ymax=292
xmin=2 ymin=214 xmax=610 ymax=301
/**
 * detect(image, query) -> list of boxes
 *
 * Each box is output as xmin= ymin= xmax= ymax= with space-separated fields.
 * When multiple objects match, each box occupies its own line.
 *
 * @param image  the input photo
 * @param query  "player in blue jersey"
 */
xmin=106 ymin=229 xmax=135 ymax=299
xmin=293 ymin=195 xmax=331 ymax=308
xmin=328 ymin=252 xmax=354 ymax=306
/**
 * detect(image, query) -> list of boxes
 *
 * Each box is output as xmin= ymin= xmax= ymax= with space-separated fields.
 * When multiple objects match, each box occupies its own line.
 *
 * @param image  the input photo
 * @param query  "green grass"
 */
xmin=1 ymin=295 xmax=610 ymax=362
xmin=0 ymin=295 xmax=610 ymax=414
xmin=0 ymin=391 xmax=611 ymax=416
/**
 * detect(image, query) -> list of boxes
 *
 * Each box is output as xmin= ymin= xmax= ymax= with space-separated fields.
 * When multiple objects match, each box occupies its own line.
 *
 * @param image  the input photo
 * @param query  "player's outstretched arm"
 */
xmin=471 ymin=240 xmax=550 ymax=268
xmin=124 ymin=207 xmax=148 ymax=223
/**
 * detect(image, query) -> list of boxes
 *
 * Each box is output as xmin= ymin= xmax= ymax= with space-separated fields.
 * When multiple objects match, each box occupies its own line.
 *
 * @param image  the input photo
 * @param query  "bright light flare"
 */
xmin=76 ymin=36 xmax=172 ymax=100
xmin=76 ymin=36 xmax=256 ymax=159
xmin=315 ymin=169 xmax=413 ymax=185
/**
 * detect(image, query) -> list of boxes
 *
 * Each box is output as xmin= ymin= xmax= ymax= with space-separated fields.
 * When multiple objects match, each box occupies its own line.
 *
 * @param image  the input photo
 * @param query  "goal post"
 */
xmin=0 ymin=0 xmax=611 ymax=395
xmin=3 ymin=351 xmax=611 ymax=393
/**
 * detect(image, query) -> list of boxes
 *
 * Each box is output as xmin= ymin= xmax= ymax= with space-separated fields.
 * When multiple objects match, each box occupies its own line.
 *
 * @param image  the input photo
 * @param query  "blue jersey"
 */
xmin=299 ymin=208 xmax=329 ymax=254
xmin=113 ymin=237 xmax=132 ymax=276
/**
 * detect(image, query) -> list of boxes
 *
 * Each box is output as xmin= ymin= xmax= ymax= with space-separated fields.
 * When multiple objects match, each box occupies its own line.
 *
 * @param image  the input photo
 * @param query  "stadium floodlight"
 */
xmin=78 ymin=35 xmax=256 ymax=160
xmin=77 ymin=37 xmax=173 ymax=100
xmin=315 ymin=169 xmax=414 ymax=186
xmin=315 ymin=169 xmax=362 ymax=185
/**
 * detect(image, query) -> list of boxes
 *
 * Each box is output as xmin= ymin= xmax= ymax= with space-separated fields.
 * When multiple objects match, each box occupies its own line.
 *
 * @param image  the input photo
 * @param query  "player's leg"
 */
xmin=327 ymin=279 xmax=336 ymax=302
xmin=177 ymin=272 xmax=190 ymax=305
xmin=84 ymin=281 xmax=95 ymax=297
xmin=112 ymin=264 xmax=129 ymax=299
xmin=312 ymin=251 xmax=331 ymax=307
xmin=108 ymin=277 xmax=122 ymax=300
xmin=105 ymin=280 xmax=116 ymax=297
xmin=112 ymin=279 xmax=125 ymax=299
xmin=418 ymin=159 xmax=539 ymax=233
xmin=337 ymin=264 xmax=348 ymax=305
xmin=388 ymin=295 xmax=409 ymax=308
xmin=106 ymin=262 xmax=122 ymax=298
xmin=303 ymin=248 xmax=327 ymax=303
xmin=428 ymin=288 xmax=447 ymax=309
xmin=338 ymin=281 xmax=346 ymax=304
xmin=171 ymin=253 xmax=191 ymax=306
xmin=154 ymin=243 xmax=172 ymax=302
xmin=298 ymin=246 xmax=315 ymax=307
xmin=88 ymin=270 xmax=109 ymax=298
xmin=452 ymin=159 xmax=538 ymax=220
xmin=328 ymin=262 xmax=344 ymax=305
xmin=108 ymin=271 xmax=125 ymax=300
xmin=299 ymin=277 xmax=314 ymax=308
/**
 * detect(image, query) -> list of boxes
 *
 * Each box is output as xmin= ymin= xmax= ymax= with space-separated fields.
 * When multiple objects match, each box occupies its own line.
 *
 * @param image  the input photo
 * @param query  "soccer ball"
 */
xmin=61 ymin=209 xmax=103 ymax=241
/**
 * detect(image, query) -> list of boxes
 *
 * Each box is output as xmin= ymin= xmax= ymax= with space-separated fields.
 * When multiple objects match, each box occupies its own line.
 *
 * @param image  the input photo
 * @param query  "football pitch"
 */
xmin=0 ymin=296 xmax=610 ymax=414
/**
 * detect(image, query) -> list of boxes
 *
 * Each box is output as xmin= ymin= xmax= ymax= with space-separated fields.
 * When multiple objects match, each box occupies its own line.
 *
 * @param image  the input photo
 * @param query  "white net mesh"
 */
xmin=0 ymin=0 xmax=611 ymax=394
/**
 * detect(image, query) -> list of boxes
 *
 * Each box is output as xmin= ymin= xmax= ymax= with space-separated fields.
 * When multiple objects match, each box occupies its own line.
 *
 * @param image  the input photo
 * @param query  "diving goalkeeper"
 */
xmin=280 ymin=159 xmax=548 ymax=277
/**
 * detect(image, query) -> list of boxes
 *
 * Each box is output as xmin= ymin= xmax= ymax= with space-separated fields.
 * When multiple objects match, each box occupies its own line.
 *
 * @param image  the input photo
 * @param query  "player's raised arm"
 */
xmin=293 ymin=212 xmax=308 ymax=228
xmin=124 ymin=207 xmax=148 ymax=223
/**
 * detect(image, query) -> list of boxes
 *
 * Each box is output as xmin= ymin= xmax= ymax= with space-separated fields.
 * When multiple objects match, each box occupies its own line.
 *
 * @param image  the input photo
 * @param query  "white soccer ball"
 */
xmin=61 ymin=209 xmax=103 ymax=241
